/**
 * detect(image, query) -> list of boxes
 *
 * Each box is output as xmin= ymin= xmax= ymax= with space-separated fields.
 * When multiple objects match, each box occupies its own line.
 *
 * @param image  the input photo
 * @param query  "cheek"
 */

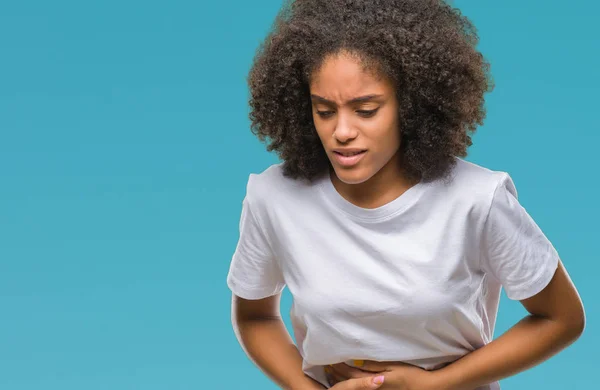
xmin=313 ymin=125 xmax=330 ymax=144
xmin=310 ymin=118 xmax=326 ymax=138
xmin=369 ymin=115 xmax=400 ymax=149
xmin=311 ymin=114 xmax=332 ymax=137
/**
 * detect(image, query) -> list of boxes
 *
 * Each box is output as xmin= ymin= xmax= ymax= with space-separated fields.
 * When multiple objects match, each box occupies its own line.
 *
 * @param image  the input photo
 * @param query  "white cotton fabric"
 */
xmin=227 ymin=157 xmax=560 ymax=390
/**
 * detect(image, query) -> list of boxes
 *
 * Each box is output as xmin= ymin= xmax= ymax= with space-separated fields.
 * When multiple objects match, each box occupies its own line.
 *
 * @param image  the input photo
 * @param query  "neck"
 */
xmin=329 ymin=152 xmax=419 ymax=209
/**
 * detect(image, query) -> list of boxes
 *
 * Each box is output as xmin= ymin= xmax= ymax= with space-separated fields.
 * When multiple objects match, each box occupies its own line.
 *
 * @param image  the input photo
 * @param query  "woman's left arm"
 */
xmin=328 ymin=259 xmax=585 ymax=390
xmin=431 ymin=259 xmax=585 ymax=390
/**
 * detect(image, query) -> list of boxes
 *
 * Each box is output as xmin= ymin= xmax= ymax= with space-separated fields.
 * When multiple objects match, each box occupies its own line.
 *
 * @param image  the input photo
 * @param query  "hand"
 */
xmin=325 ymin=360 xmax=439 ymax=390
xmin=301 ymin=372 xmax=384 ymax=390
xmin=329 ymin=374 xmax=386 ymax=390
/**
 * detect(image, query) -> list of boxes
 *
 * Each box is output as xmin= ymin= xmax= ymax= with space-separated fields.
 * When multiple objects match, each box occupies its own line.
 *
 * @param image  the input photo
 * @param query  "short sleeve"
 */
xmin=226 ymin=195 xmax=286 ymax=300
xmin=480 ymin=173 xmax=560 ymax=301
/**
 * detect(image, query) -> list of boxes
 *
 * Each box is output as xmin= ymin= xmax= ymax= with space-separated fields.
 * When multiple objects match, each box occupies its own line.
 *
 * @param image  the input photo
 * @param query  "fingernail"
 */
xmin=353 ymin=359 xmax=364 ymax=367
xmin=373 ymin=375 xmax=385 ymax=385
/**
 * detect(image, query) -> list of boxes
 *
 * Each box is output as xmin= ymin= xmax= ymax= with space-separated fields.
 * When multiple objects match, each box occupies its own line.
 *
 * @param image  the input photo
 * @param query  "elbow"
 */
xmin=563 ymin=319 xmax=585 ymax=349
xmin=570 ymin=312 xmax=586 ymax=340
xmin=562 ymin=305 xmax=586 ymax=342
xmin=572 ymin=298 xmax=586 ymax=338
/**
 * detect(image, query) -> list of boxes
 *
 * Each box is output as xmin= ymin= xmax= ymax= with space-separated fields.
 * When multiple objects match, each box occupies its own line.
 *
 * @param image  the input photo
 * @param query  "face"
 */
xmin=309 ymin=52 xmax=401 ymax=185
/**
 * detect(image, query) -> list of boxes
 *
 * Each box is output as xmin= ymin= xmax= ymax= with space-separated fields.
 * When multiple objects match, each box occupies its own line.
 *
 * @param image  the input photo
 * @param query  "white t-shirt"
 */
xmin=226 ymin=157 xmax=559 ymax=390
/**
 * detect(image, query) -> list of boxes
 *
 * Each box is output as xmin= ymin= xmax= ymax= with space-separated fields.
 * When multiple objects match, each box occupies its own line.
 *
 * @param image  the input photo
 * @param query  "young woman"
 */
xmin=226 ymin=1 xmax=585 ymax=389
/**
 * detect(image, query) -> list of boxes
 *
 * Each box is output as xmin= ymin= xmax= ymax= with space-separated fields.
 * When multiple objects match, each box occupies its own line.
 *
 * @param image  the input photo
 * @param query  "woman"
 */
xmin=226 ymin=1 xmax=585 ymax=389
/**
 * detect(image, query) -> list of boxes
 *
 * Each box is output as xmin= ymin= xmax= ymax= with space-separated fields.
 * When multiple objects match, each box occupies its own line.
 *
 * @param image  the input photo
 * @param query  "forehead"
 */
xmin=309 ymin=53 xmax=392 ymax=98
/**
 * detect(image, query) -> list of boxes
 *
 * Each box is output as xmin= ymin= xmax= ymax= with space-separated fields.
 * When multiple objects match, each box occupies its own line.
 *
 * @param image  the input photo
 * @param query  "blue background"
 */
xmin=0 ymin=0 xmax=597 ymax=389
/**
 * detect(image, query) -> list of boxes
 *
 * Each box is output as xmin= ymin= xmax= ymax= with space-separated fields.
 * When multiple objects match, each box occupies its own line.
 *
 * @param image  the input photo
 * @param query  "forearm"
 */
xmin=233 ymin=317 xmax=322 ymax=390
xmin=433 ymin=314 xmax=583 ymax=390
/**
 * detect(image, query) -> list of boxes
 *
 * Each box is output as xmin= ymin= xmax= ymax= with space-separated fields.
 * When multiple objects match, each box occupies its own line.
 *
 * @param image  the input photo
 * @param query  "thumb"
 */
xmin=331 ymin=374 xmax=385 ymax=390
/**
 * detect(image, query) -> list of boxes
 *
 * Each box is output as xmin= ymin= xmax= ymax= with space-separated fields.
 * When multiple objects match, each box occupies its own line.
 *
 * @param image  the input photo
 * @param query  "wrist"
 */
xmin=290 ymin=375 xmax=325 ymax=390
xmin=427 ymin=369 xmax=454 ymax=390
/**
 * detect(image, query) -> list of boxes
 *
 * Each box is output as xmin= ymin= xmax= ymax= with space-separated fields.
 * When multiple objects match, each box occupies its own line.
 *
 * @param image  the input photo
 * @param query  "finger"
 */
xmin=330 ymin=363 xmax=373 ymax=379
xmin=330 ymin=374 xmax=385 ymax=390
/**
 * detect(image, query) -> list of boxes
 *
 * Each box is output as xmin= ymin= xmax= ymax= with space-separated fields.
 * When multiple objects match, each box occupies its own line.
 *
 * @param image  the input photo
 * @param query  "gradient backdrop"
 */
xmin=1 ymin=0 xmax=598 ymax=389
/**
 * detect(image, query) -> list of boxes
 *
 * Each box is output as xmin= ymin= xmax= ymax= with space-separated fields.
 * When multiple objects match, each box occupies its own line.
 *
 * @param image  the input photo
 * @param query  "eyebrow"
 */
xmin=310 ymin=94 xmax=384 ymax=106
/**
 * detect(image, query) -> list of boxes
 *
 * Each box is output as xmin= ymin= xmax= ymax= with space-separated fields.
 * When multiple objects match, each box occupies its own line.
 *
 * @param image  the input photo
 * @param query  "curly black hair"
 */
xmin=247 ymin=0 xmax=494 ymax=183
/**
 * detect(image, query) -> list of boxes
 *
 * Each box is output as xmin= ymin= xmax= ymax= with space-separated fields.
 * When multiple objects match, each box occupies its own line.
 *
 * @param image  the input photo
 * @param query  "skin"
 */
xmin=325 ymin=263 xmax=585 ymax=390
xmin=231 ymin=293 xmax=383 ymax=389
xmin=231 ymin=52 xmax=585 ymax=389
xmin=309 ymin=51 xmax=420 ymax=209
xmin=231 ymin=53 xmax=419 ymax=390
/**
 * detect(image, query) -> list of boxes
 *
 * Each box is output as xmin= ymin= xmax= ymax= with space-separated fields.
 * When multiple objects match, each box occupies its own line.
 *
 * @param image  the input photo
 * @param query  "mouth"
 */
xmin=333 ymin=150 xmax=366 ymax=157
xmin=332 ymin=150 xmax=367 ymax=167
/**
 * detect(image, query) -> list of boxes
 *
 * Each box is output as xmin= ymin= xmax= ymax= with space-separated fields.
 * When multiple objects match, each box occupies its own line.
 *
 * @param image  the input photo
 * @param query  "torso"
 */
xmin=248 ymin=157 xmax=504 ymax=389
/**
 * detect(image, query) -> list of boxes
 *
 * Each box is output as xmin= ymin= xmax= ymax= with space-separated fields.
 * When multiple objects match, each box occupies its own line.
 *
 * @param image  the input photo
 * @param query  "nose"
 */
xmin=332 ymin=114 xmax=358 ymax=143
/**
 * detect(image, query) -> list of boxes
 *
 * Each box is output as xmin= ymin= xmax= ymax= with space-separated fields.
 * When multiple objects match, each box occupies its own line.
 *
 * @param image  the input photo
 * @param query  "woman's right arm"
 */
xmin=231 ymin=292 xmax=325 ymax=390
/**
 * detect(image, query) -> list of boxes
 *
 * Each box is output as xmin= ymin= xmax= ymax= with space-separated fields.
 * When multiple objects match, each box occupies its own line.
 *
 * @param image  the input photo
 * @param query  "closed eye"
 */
xmin=316 ymin=110 xmax=335 ymax=118
xmin=316 ymin=109 xmax=379 ymax=118
xmin=356 ymin=109 xmax=378 ymax=117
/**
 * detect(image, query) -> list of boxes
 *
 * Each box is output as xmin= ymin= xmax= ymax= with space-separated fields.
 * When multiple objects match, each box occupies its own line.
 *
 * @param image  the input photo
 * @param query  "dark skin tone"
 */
xmin=309 ymin=51 xmax=419 ymax=209
xmin=234 ymin=260 xmax=584 ymax=390
xmin=232 ymin=293 xmax=385 ymax=389
xmin=323 ymin=261 xmax=584 ymax=389
xmin=232 ymin=54 xmax=584 ymax=390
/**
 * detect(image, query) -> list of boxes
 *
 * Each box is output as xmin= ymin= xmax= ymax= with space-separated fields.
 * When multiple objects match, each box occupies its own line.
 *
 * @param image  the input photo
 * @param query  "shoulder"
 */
xmin=244 ymin=162 xmax=321 ymax=209
xmin=443 ymin=157 xmax=517 ymax=210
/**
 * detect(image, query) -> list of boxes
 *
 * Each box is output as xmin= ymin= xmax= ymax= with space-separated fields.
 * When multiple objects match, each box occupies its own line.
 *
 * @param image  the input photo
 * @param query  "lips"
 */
xmin=332 ymin=150 xmax=367 ymax=167
xmin=334 ymin=150 xmax=365 ymax=157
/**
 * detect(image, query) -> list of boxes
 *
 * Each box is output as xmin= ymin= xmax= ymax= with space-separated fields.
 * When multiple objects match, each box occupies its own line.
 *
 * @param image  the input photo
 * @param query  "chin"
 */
xmin=333 ymin=167 xmax=374 ymax=185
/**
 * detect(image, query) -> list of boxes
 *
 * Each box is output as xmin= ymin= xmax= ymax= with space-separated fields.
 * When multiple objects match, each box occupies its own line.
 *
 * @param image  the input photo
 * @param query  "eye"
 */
xmin=357 ymin=109 xmax=379 ymax=117
xmin=316 ymin=109 xmax=379 ymax=119
xmin=316 ymin=110 xmax=335 ymax=118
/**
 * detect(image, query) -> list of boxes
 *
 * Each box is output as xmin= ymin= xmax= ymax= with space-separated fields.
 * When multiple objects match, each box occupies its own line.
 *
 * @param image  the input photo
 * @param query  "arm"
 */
xmin=432 ymin=260 xmax=585 ymax=390
xmin=231 ymin=292 xmax=324 ymax=390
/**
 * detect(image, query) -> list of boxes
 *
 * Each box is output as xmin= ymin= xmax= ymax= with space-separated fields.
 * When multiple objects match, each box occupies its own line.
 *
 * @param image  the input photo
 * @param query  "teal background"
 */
xmin=0 ymin=0 xmax=597 ymax=389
